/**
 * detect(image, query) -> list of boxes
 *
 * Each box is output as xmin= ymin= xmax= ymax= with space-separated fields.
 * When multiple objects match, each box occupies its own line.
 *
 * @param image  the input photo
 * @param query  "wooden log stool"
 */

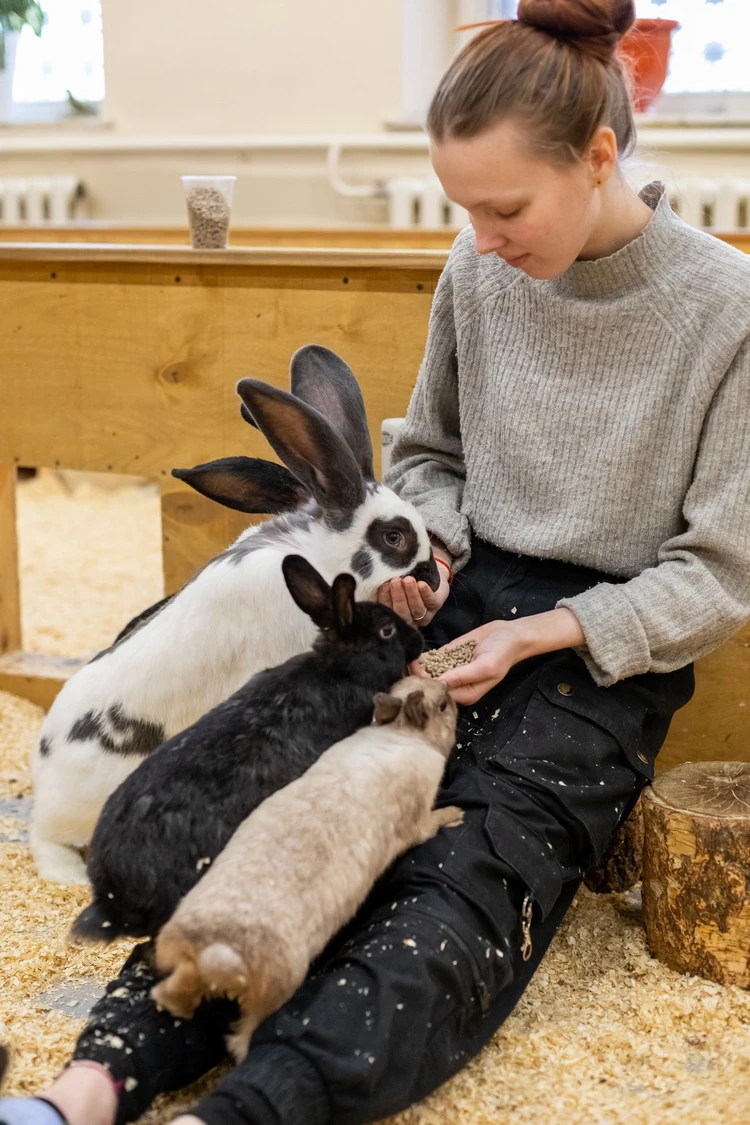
xmin=584 ymin=793 xmax=645 ymax=895
xmin=640 ymin=762 xmax=750 ymax=989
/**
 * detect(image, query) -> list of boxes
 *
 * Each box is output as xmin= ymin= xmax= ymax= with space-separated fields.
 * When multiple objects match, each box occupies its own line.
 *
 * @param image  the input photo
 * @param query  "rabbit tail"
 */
xmin=198 ymin=942 xmax=249 ymax=999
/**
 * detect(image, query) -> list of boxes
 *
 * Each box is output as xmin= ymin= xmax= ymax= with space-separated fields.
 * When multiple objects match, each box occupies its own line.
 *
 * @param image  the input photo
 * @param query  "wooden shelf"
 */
xmin=0 ymin=651 xmax=86 ymax=710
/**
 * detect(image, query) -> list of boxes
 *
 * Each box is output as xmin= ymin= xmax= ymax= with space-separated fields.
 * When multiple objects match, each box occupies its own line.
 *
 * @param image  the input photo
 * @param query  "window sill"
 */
xmin=0 ymin=112 xmax=111 ymax=131
xmin=0 ymin=123 xmax=748 ymax=155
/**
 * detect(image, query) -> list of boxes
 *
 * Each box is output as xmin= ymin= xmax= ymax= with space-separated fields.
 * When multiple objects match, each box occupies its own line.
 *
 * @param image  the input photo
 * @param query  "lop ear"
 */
xmin=281 ymin=555 xmax=334 ymax=630
xmin=331 ymin=572 xmax=356 ymax=639
xmin=172 ymin=457 xmax=308 ymax=515
xmin=373 ymin=692 xmax=403 ymax=725
xmin=290 ymin=345 xmax=375 ymax=480
xmin=403 ymin=690 xmax=429 ymax=730
xmin=236 ymin=379 xmax=365 ymax=513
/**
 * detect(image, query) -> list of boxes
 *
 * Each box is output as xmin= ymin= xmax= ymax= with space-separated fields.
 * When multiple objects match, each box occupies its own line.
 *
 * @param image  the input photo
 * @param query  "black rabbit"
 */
xmin=70 ymin=555 xmax=423 ymax=943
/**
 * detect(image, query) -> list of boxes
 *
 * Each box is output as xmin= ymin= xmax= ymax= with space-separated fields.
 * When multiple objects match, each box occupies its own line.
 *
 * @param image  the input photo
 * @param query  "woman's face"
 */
xmin=430 ymin=118 xmax=606 ymax=280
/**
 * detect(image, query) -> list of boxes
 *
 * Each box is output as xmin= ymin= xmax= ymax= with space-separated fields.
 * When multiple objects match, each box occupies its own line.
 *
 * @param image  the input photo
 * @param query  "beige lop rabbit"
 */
xmin=151 ymin=676 xmax=462 ymax=1061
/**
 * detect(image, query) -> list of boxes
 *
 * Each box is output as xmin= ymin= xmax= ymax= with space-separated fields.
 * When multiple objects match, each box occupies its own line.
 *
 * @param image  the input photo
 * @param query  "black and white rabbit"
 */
xmin=31 ymin=345 xmax=438 ymax=885
xmin=70 ymin=555 xmax=424 ymax=943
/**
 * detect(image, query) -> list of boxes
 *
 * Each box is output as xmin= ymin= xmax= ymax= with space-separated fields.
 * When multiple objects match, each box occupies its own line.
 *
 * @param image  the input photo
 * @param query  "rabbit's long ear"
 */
xmin=290 ymin=345 xmax=375 ymax=480
xmin=172 ymin=457 xmax=308 ymax=515
xmin=236 ymin=379 xmax=365 ymax=513
xmin=282 ymin=555 xmax=335 ymax=630
xmin=331 ymin=572 xmax=356 ymax=639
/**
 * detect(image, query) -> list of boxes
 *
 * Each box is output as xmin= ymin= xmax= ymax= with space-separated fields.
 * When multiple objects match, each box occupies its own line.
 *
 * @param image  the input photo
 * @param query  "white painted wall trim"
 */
xmin=1 ymin=124 xmax=749 ymax=156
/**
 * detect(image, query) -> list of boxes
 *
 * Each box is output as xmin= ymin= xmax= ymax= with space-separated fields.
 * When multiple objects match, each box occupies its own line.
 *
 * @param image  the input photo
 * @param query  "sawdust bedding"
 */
xmin=1 ymin=471 xmax=749 ymax=1124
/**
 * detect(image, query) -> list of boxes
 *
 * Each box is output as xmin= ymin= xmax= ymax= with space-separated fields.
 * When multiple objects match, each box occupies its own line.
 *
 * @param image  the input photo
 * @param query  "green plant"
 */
xmin=0 ymin=1 xmax=44 ymax=71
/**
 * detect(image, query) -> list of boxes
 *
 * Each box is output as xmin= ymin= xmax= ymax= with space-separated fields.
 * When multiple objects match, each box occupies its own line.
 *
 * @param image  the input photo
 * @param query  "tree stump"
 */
xmin=583 ymin=793 xmax=644 ymax=894
xmin=642 ymin=762 xmax=750 ymax=989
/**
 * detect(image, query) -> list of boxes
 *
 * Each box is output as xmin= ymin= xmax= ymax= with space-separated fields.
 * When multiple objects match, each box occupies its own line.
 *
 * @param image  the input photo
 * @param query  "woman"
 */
xmin=2 ymin=2 xmax=748 ymax=1123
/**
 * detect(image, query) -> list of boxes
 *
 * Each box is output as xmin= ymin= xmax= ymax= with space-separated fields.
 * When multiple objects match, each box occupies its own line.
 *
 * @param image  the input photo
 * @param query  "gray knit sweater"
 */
xmin=386 ymin=183 xmax=750 ymax=687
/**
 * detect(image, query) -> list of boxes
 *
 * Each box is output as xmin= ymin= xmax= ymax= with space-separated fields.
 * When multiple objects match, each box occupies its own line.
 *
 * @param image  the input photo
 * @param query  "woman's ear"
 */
xmin=587 ymin=125 xmax=618 ymax=187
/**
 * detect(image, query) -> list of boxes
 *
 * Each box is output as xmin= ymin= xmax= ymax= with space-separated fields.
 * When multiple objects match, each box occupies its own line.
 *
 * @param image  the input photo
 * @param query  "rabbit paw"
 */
xmin=433 ymin=805 xmax=464 ymax=830
xmin=226 ymin=1014 xmax=254 ymax=1063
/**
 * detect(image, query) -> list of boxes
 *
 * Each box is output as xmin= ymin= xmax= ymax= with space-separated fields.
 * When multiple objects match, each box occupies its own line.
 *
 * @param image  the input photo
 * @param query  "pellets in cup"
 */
xmin=181 ymin=176 xmax=236 ymax=250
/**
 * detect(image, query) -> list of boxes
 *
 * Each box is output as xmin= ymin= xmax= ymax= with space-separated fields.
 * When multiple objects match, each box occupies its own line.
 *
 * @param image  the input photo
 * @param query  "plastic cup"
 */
xmin=181 ymin=175 xmax=236 ymax=249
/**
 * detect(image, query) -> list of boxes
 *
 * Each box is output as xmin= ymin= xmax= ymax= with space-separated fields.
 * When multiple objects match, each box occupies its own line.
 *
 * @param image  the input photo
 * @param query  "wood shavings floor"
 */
xmin=1 ymin=470 xmax=749 ymax=1124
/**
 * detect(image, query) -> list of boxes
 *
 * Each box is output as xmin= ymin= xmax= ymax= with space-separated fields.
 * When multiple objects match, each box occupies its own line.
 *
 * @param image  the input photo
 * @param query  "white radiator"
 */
xmin=386 ymin=176 xmax=469 ymax=230
xmin=0 ymin=175 xmax=82 ymax=224
xmin=386 ymin=175 xmax=750 ymax=232
xmin=669 ymin=178 xmax=750 ymax=231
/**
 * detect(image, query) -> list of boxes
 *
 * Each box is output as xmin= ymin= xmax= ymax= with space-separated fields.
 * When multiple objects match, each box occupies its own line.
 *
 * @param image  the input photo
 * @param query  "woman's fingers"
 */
xmin=439 ymin=653 xmax=500 ymax=691
xmin=448 ymin=678 xmax=497 ymax=706
xmin=417 ymin=580 xmax=439 ymax=609
xmin=377 ymin=582 xmax=394 ymax=610
xmin=402 ymin=577 xmax=428 ymax=621
xmin=388 ymin=578 xmax=413 ymax=622
xmin=408 ymin=659 xmax=430 ymax=679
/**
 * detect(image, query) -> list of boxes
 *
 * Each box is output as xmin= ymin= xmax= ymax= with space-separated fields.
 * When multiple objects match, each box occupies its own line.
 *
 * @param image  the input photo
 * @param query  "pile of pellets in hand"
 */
xmin=419 ymin=639 xmax=477 ymax=678
xmin=186 ymin=185 xmax=230 ymax=248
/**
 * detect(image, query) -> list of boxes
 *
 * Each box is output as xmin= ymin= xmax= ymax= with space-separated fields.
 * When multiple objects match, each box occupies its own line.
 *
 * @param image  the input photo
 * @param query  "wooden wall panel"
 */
xmin=0 ymin=464 xmax=22 ymax=655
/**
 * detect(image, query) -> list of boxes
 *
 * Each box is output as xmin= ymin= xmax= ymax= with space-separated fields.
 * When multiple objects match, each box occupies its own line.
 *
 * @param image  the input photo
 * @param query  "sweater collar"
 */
xmin=543 ymin=182 xmax=681 ymax=299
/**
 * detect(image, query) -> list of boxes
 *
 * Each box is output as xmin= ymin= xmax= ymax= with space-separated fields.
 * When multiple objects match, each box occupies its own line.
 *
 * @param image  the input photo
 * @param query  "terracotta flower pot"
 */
xmin=618 ymin=18 xmax=679 ymax=113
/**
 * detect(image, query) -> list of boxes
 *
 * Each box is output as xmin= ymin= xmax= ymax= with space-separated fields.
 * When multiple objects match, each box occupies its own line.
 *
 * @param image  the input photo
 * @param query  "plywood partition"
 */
xmin=0 ymin=240 xmax=747 ymax=775
xmin=0 ymin=243 xmax=440 ymax=702
xmin=0 ymin=463 xmax=22 ymax=656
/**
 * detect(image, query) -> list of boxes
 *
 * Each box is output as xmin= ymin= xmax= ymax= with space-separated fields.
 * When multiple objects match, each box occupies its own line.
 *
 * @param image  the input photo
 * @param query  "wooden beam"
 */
xmin=0 ymin=226 xmax=458 ymax=250
xmin=0 ymin=226 xmax=748 ymax=254
xmin=0 ymin=651 xmax=86 ymax=710
xmin=0 ymin=243 xmax=448 ymax=271
xmin=0 ymin=465 xmax=21 ymax=657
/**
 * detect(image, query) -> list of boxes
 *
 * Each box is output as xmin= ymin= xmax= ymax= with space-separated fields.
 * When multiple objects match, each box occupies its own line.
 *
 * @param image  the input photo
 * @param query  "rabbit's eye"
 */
xmin=384 ymin=530 xmax=405 ymax=549
xmin=379 ymin=623 xmax=396 ymax=640
xmin=439 ymin=701 xmax=447 ymax=711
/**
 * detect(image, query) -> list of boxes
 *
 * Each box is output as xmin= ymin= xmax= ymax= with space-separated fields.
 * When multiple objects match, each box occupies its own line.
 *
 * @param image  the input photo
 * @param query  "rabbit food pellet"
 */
xmin=186 ymin=185 xmax=230 ymax=249
xmin=419 ymin=640 xmax=476 ymax=678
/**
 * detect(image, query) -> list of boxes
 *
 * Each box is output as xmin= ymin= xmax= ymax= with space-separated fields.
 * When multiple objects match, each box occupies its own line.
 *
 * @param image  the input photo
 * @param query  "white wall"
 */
xmin=101 ymin=0 xmax=402 ymax=136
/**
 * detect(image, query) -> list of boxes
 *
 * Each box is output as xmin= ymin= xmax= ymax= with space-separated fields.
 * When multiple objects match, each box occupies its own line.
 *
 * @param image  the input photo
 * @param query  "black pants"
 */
xmin=72 ymin=540 xmax=694 ymax=1125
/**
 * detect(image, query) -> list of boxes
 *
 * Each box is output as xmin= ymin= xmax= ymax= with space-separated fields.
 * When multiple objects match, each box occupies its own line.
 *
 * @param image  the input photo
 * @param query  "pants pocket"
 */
xmin=483 ymin=807 xmax=563 ymax=922
xmin=481 ymin=656 xmax=647 ymax=866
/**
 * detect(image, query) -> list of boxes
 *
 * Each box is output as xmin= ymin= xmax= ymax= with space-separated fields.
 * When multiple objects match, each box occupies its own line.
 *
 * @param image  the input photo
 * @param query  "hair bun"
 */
xmin=517 ymin=0 xmax=635 ymax=62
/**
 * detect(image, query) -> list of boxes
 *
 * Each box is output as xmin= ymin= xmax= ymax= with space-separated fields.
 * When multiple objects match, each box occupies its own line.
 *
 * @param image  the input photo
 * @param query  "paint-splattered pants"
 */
xmin=72 ymin=539 xmax=694 ymax=1125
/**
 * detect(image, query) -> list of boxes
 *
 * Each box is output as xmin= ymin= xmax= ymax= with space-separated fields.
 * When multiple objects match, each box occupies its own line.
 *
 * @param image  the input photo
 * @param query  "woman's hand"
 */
xmin=377 ymin=572 xmax=450 ymax=629
xmin=377 ymin=539 xmax=453 ymax=628
xmin=422 ymin=608 xmax=586 ymax=706
xmin=428 ymin=620 xmax=526 ymax=705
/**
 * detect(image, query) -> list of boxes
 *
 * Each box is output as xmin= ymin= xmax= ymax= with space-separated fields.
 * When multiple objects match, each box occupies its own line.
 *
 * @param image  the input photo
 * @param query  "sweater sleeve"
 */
xmin=557 ymin=338 xmax=750 ymax=687
xmin=384 ymin=247 xmax=472 ymax=568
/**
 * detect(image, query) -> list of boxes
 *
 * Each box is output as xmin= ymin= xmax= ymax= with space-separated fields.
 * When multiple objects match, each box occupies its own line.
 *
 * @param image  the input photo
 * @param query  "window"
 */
xmin=637 ymin=0 xmax=750 ymax=98
xmin=479 ymin=0 xmax=750 ymax=114
xmin=10 ymin=0 xmax=104 ymax=121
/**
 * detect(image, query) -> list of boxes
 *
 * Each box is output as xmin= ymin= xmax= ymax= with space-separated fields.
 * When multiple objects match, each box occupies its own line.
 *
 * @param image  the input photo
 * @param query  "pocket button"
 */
xmin=556 ymin=682 xmax=574 ymax=697
xmin=637 ymin=750 xmax=649 ymax=764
